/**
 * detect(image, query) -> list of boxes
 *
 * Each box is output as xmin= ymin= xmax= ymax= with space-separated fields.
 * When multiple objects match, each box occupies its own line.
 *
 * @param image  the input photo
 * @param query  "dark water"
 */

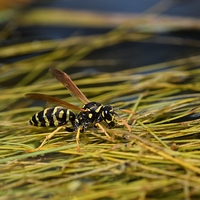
xmin=34 ymin=0 xmax=200 ymax=17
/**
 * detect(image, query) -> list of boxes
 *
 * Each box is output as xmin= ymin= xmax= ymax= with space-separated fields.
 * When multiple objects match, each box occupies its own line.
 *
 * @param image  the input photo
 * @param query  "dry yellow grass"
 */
xmin=1 ymin=60 xmax=200 ymax=199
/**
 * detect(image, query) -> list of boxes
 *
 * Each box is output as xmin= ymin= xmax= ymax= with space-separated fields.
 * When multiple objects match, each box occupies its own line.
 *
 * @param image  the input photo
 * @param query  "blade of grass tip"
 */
xmin=137 ymin=121 xmax=169 ymax=149
xmin=127 ymin=93 xmax=146 ymax=122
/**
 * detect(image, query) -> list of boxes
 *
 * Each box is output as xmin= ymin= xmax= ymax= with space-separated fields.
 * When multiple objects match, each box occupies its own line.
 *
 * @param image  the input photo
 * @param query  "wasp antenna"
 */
xmin=116 ymin=115 xmax=131 ymax=132
xmin=120 ymin=109 xmax=135 ymax=115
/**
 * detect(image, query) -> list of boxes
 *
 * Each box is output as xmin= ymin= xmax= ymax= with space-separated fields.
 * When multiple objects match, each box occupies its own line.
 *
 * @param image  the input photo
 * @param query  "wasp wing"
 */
xmin=49 ymin=68 xmax=90 ymax=104
xmin=25 ymin=93 xmax=84 ymax=111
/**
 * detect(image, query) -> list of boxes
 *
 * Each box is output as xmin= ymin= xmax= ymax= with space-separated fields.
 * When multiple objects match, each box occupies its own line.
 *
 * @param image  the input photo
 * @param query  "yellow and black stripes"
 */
xmin=30 ymin=106 xmax=76 ymax=127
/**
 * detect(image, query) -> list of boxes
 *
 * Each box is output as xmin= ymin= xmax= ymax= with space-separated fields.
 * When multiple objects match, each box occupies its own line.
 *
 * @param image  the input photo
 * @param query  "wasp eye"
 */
xmin=103 ymin=106 xmax=114 ymax=121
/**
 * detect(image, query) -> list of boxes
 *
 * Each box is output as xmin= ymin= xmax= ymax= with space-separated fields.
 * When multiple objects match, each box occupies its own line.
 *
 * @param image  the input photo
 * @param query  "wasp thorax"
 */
xmin=76 ymin=102 xmax=103 ymax=131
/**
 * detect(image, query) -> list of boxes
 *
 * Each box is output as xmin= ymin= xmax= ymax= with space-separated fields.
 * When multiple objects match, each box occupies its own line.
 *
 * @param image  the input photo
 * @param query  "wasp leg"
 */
xmin=35 ymin=126 xmax=65 ymax=151
xmin=96 ymin=123 xmax=113 ymax=140
xmin=76 ymin=127 xmax=82 ymax=151
xmin=114 ymin=112 xmax=131 ymax=132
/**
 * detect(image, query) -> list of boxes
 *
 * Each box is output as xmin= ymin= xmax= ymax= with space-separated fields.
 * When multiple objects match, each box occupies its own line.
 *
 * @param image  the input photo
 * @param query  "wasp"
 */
xmin=26 ymin=68 xmax=131 ymax=151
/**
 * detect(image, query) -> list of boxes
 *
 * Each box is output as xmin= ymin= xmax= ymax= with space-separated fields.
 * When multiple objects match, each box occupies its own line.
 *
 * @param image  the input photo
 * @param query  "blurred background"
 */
xmin=1 ymin=0 xmax=200 ymax=77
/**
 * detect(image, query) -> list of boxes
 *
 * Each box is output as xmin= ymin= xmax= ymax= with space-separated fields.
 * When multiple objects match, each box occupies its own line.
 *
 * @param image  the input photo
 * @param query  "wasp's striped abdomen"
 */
xmin=30 ymin=106 xmax=76 ymax=127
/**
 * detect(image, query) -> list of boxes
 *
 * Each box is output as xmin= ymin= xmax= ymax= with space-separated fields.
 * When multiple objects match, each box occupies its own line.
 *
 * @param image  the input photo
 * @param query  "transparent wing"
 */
xmin=25 ymin=93 xmax=84 ymax=111
xmin=49 ymin=68 xmax=90 ymax=104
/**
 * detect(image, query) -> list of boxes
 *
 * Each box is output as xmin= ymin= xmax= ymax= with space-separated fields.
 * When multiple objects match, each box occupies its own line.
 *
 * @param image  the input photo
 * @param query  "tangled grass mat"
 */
xmin=1 ymin=60 xmax=200 ymax=199
xmin=1 ymin=4 xmax=200 ymax=199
